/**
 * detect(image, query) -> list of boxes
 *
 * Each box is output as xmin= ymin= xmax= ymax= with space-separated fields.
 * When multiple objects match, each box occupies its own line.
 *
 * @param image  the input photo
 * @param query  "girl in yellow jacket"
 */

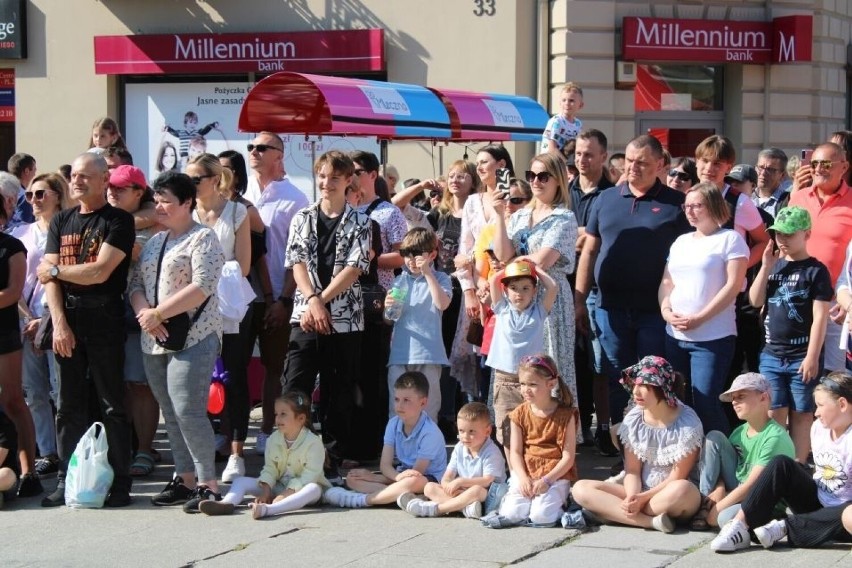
xmin=200 ymin=391 xmax=330 ymax=519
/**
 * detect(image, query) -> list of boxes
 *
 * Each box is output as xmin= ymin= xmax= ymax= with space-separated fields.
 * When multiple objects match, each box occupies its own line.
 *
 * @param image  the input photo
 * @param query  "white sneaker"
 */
xmin=462 ymin=501 xmax=482 ymax=519
xmin=221 ymin=455 xmax=245 ymax=483
xmin=711 ymin=519 xmax=751 ymax=552
xmin=754 ymin=519 xmax=786 ymax=549
xmin=255 ymin=432 xmax=269 ymax=455
xmin=396 ymin=491 xmax=417 ymax=512
xmin=605 ymin=470 xmax=626 ymax=484
xmin=407 ymin=498 xmax=438 ymax=517
xmin=651 ymin=513 xmax=675 ymax=533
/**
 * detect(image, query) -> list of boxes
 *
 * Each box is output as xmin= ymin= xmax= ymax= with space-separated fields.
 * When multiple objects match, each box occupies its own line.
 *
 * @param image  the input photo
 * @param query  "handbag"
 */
xmin=360 ymin=198 xmax=386 ymax=325
xmin=466 ymin=319 xmax=484 ymax=347
xmin=154 ymin=236 xmax=210 ymax=351
xmin=34 ymin=228 xmax=98 ymax=351
xmin=64 ymin=422 xmax=114 ymax=509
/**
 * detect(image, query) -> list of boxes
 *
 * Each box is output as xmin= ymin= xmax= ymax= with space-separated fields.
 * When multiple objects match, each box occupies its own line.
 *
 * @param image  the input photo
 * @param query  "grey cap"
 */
xmin=719 ymin=372 xmax=770 ymax=402
xmin=725 ymin=164 xmax=758 ymax=185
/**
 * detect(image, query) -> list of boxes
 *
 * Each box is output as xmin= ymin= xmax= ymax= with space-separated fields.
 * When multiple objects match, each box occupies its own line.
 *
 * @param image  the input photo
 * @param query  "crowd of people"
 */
xmin=0 ymin=96 xmax=851 ymax=553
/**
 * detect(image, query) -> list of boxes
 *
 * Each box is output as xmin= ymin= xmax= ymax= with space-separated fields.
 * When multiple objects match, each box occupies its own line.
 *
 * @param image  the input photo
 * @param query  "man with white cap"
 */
xmin=696 ymin=372 xmax=794 ymax=530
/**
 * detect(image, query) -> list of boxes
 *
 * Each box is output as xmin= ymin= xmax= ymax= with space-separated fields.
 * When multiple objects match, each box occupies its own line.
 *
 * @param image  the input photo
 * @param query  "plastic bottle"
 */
xmin=383 ymin=278 xmax=409 ymax=322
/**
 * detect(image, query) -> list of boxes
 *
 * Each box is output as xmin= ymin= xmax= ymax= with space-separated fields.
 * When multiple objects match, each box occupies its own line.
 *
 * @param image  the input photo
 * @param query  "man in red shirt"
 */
xmin=789 ymin=142 xmax=852 ymax=371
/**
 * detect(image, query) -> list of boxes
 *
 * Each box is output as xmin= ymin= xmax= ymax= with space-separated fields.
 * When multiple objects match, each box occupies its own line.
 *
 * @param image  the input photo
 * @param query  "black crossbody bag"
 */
xmin=154 ymin=236 xmax=210 ymax=351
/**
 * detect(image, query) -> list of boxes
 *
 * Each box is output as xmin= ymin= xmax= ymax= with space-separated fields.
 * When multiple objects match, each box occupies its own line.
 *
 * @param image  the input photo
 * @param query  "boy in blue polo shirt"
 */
xmin=398 ymin=402 xmax=506 ymax=519
xmin=324 ymin=372 xmax=447 ymax=508
xmin=385 ymin=227 xmax=452 ymax=421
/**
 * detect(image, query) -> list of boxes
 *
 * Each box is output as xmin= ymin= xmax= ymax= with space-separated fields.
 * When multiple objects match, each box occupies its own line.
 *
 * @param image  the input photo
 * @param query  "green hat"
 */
xmin=770 ymin=206 xmax=811 ymax=234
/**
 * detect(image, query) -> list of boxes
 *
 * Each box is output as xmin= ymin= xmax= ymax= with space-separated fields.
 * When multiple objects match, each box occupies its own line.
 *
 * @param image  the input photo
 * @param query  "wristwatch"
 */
xmin=49 ymin=265 xmax=60 ymax=279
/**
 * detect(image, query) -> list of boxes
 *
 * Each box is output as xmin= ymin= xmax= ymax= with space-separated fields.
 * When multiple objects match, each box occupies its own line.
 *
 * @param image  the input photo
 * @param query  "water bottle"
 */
xmin=383 ymin=278 xmax=409 ymax=322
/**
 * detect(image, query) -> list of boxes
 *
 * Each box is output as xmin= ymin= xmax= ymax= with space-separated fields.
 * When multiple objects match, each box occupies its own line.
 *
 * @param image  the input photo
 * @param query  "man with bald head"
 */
xmin=789 ymin=142 xmax=852 ymax=372
xmin=36 ymin=153 xmax=135 ymax=507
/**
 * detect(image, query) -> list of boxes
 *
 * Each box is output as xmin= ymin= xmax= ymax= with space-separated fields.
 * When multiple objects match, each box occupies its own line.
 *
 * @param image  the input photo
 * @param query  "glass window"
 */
xmin=635 ymin=64 xmax=724 ymax=112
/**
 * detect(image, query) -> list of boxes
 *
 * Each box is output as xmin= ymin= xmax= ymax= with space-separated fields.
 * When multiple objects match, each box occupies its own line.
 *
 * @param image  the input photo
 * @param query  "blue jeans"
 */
xmin=665 ymin=334 xmax=735 ymax=435
xmin=698 ymin=430 xmax=742 ymax=526
xmin=594 ymin=306 xmax=667 ymax=423
xmin=759 ymin=351 xmax=818 ymax=413
xmin=22 ymin=339 xmax=58 ymax=457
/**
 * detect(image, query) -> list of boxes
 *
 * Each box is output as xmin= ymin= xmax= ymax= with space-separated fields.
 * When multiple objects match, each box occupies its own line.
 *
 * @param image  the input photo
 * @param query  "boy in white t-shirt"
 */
xmin=541 ymin=83 xmax=584 ymax=155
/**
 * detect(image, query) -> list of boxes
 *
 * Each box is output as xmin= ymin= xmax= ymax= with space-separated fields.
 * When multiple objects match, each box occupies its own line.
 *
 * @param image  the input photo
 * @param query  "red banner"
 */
xmin=0 ymin=68 xmax=14 ymax=122
xmin=622 ymin=16 xmax=812 ymax=64
xmin=94 ymin=29 xmax=384 ymax=75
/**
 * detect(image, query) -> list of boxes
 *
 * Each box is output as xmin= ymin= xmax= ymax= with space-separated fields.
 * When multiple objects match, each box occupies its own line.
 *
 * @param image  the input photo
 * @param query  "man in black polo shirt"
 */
xmin=569 ymin=129 xmax=617 ymax=455
xmin=37 ymin=153 xmax=135 ymax=507
xmin=574 ymin=134 xmax=690 ymax=427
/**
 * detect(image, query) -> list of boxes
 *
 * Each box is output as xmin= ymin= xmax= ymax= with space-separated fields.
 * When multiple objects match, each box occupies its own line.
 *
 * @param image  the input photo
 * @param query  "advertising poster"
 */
xmin=124 ymin=81 xmax=379 ymax=201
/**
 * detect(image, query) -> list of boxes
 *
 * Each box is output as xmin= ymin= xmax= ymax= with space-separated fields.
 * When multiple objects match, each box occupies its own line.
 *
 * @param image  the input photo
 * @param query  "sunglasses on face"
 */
xmin=247 ymin=143 xmax=283 ymax=154
xmin=190 ymin=175 xmax=215 ymax=185
xmin=429 ymin=190 xmax=442 ymax=199
xmin=668 ymin=170 xmax=690 ymax=182
xmin=400 ymin=247 xmax=428 ymax=258
xmin=507 ymin=196 xmax=530 ymax=205
xmin=525 ymin=171 xmax=552 ymax=184
xmin=24 ymin=189 xmax=49 ymax=201
xmin=810 ymin=159 xmax=836 ymax=171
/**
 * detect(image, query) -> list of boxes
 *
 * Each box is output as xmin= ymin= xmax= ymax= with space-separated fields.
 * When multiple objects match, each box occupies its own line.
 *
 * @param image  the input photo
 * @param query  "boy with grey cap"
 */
xmin=692 ymin=372 xmax=795 ymax=529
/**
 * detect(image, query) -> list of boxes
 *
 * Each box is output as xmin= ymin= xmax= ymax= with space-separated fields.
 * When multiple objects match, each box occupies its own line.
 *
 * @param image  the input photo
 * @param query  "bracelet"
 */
xmin=541 ymin=477 xmax=553 ymax=487
xmin=154 ymin=309 xmax=164 ymax=322
xmin=306 ymin=293 xmax=320 ymax=303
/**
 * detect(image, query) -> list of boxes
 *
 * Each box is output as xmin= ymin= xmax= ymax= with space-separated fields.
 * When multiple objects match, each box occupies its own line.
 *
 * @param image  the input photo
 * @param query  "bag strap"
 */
xmin=364 ymin=198 xmax=382 ymax=217
xmin=154 ymin=235 xmax=211 ymax=323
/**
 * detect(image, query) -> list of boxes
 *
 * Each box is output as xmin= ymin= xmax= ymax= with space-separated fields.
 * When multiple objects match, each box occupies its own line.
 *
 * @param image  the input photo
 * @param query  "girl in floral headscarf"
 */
xmin=572 ymin=356 xmax=704 ymax=533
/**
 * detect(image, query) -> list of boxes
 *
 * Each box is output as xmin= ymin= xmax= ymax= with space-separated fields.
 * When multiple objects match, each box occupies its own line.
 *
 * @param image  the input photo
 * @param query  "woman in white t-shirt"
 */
xmin=659 ymin=182 xmax=749 ymax=435
xmin=186 ymin=153 xmax=251 ymax=483
xmin=712 ymin=371 xmax=852 ymax=552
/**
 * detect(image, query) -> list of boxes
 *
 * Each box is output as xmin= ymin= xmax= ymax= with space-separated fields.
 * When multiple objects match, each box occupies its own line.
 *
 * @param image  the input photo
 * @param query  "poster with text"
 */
xmin=124 ymin=81 xmax=380 ymax=201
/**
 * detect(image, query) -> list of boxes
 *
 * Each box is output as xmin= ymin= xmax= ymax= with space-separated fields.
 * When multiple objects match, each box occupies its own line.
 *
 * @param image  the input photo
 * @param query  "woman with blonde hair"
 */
xmin=492 ymin=152 xmax=579 ymax=411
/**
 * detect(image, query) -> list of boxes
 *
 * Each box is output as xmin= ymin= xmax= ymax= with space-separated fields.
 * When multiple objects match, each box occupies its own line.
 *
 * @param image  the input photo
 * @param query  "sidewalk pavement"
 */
xmin=4 ymin=419 xmax=852 ymax=567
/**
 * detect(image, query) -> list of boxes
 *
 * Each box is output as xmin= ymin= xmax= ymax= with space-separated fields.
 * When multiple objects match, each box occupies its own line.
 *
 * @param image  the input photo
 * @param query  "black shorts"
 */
xmin=0 ymin=330 xmax=22 ymax=355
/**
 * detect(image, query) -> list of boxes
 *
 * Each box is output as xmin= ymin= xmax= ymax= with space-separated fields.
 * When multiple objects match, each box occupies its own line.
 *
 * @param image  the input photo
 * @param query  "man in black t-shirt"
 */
xmin=37 ymin=153 xmax=135 ymax=508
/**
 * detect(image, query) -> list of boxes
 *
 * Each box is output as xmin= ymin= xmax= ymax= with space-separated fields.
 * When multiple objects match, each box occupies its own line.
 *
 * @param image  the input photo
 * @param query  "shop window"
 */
xmin=635 ymin=64 xmax=724 ymax=112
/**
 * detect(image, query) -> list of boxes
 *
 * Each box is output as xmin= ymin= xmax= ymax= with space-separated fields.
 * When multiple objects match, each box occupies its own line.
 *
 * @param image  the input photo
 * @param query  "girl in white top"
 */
xmin=712 ymin=371 xmax=852 ymax=552
xmin=572 ymin=356 xmax=704 ymax=533
xmin=186 ymin=153 xmax=252 ymax=483
xmin=659 ymin=182 xmax=748 ymax=435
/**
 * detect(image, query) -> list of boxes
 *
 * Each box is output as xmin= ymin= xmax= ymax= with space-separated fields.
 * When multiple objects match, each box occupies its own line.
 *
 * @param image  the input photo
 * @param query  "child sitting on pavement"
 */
xmin=485 ymin=260 xmax=557 ymax=448
xmin=398 ymin=402 xmax=506 ymax=518
xmin=199 ymin=391 xmax=330 ymax=519
xmin=491 ymin=354 xmax=578 ymax=526
xmin=386 ymin=227 xmax=452 ymax=422
xmin=324 ymin=372 xmax=447 ymax=509
xmin=692 ymin=372 xmax=795 ymax=530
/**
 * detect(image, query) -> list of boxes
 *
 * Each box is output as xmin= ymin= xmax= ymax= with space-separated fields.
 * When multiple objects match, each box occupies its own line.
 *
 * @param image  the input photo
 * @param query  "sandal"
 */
xmin=130 ymin=451 xmax=156 ymax=477
xmin=689 ymin=496 xmax=714 ymax=531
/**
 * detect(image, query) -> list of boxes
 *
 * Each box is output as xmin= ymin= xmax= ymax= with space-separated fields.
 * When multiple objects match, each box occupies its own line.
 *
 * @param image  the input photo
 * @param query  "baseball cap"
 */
xmin=770 ymin=206 xmax=811 ymax=234
xmin=725 ymin=164 xmax=757 ymax=185
xmin=501 ymin=260 xmax=536 ymax=284
xmin=109 ymin=165 xmax=148 ymax=189
xmin=719 ymin=372 xmax=770 ymax=402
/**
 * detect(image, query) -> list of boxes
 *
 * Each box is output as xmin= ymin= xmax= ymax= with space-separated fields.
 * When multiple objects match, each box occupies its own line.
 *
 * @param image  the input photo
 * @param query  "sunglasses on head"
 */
xmin=525 ymin=171 xmax=552 ymax=184
xmin=520 ymin=354 xmax=558 ymax=377
xmin=819 ymin=375 xmax=852 ymax=399
xmin=399 ymin=247 xmax=428 ymax=258
xmin=507 ymin=196 xmax=530 ymax=205
xmin=668 ymin=169 xmax=690 ymax=182
xmin=190 ymin=174 xmax=215 ymax=185
xmin=24 ymin=189 xmax=49 ymax=201
xmin=247 ymin=143 xmax=283 ymax=154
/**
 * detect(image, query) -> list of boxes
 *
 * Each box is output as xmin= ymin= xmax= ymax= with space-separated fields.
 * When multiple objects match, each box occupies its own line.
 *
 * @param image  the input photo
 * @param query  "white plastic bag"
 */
xmin=217 ymin=260 xmax=256 ymax=322
xmin=65 ymin=422 xmax=114 ymax=509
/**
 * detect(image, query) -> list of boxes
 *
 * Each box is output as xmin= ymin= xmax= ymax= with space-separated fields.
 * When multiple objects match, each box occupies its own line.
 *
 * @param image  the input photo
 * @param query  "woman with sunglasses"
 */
xmin=666 ymin=157 xmax=699 ymax=193
xmin=13 ymin=173 xmax=70 ymax=483
xmin=712 ymin=371 xmax=852 ymax=552
xmin=186 ymin=153 xmax=252 ymax=484
xmin=492 ymin=153 xmax=580 ymax=415
xmin=659 ymin=183 xmax=748 ymax=435
xmin=105 ymin=166 xmax=163 ymax=478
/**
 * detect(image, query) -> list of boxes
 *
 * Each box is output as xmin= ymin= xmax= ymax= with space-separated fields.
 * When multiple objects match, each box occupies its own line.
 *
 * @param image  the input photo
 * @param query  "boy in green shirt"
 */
xmin=693 ymin=372 xmax=795 ymax=529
